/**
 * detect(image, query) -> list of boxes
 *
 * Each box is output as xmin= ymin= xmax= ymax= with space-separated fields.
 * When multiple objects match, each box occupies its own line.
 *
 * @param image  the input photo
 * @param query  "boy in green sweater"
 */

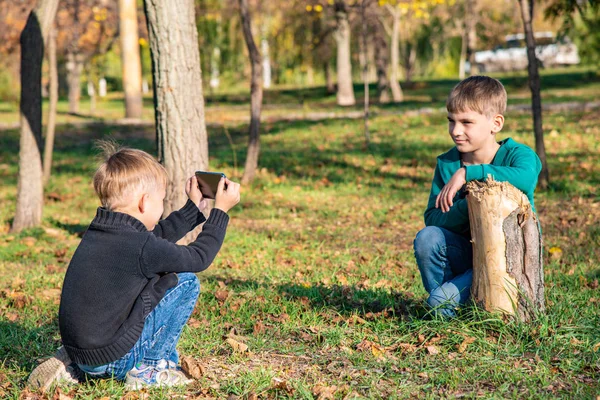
xmin=414 ymin=76 xmax=541 ymax=317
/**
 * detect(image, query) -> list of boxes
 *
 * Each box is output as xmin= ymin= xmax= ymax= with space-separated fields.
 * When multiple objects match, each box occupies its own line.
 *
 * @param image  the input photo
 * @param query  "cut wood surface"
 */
xmin=467 ymin=177 xmax=545 ymax=321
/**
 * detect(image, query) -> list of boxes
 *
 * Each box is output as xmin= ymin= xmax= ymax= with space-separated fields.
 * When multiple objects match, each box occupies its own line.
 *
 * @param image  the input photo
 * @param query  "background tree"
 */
xmin=43 ymin=26 xmax=58 ymax=185
xmin=238 ymin=0 xmax=263 ymax=184
xmin=144 ymin=0 xmax=209 ymax=214
xmin=518 ymin=0 xmax=549 ymax=189
xmin=12 ymin=0 xmax=60 ymax=232
xmin=119 ymin=0 xmax=143 ymax=119
xmin=334 ymin=0 xmax=356 ymax=106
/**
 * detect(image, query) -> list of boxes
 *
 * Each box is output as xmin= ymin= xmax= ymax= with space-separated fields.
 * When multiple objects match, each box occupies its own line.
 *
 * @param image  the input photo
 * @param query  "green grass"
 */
xmin=0 ymin=78 xmax=599 ymax=399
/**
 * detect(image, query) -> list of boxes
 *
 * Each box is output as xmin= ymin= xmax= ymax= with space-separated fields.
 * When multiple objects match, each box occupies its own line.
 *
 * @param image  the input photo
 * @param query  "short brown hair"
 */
xmin=93 ymin=141 xmax=168 ymax=210
xmin=446 ymin=76 xmax=507 ymax=118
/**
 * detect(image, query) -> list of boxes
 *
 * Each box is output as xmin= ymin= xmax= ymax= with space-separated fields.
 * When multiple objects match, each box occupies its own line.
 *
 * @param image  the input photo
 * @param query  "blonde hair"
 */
xmin=93 ymin=140 xmax=168 ymax=210
xmin=446 ymin=76 xmax=507 ymax=118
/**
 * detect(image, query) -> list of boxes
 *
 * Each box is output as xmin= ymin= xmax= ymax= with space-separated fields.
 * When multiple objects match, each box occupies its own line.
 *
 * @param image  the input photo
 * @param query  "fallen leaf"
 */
xmin=22 ymin=237 xmax=36 ymax=247
xmin=458 ymin=337 xmax=476 ymax=353
xmin=272 ymin=377 xmax=294 ymax=394
xmin=268 ymin=313 xmax=290 ymax=323
xmin=593 ymin=342 xmax=600 ymax=352
xmin=426 ymin=345 xmax=439 ymax=355
xmin=226 ymin=338 xmax=248 ymax=353
xmin=215 ymin=290 xmax=229 ymax=302
xmin=253 ymin=321 xmax=265 ymax=335
xmin=181 ymin=355 xmax=204 ymax=379
xmin=548 ymin=247 xmax=563 ymax=261
xmin=313 ymin=385 xmax=337 ymax=400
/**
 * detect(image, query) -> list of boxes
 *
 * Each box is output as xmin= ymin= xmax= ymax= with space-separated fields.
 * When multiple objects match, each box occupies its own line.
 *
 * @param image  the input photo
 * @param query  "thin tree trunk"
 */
xmin=43 ymin=26 xmax=58 ymax=186
xmin=334 ymin=0 xmax=355 ymax=106
xmin=373 ymin=14 xmax=390 ymax=104
xmin=361 ymin=0 xmax=370 ymax=145
xmin=144 ymin=0 xmax=209 ymax=215
xmin=386 ymin=5 xmax=403 ymax=102
xmin=518 ymin=0 xmax=549 ymax=189
xmin=466 ymin=0 xmax=478 ymax=75
xmin=209 ymin=14 xmax=222 ymax=91
xmin=459 ymin=19 xmax=468 ymax=79
xmin=239 ymin=0 xmax=263 ymax=184
xmin=325 ymin=62 xmax=335 ymax=94
xmin=12 ymin=0 xmax=59 ymax=232
xmin=120 ymin=0 xmax=143 ymax=119
xmin=66 ymin=51 xmax=83 ymax=114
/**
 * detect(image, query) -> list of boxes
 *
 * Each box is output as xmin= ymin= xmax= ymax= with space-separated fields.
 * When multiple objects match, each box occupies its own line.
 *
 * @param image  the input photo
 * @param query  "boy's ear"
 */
xmin=491 ymin=114 xmax=504 ymax=133
xmin=138 ymin=193 xmax=149 ymax=214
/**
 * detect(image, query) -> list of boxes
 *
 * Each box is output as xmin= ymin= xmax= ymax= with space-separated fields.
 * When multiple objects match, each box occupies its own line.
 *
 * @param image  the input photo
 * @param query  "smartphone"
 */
xmin=195 ymin=171 xmax=226 ymax=199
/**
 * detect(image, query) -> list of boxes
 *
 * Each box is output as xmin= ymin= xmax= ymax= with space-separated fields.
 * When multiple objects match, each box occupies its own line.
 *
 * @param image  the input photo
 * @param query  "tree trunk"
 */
xmin=361 ymin=0 xmax=370 ymax=145
xmin=466 ymin=0 xmax=479 ymax=75
xmin=518 ymin=0 xmax=549 ymax=189
xmin=404 ymin=45 xmax=416 ymax=84
xmin=373 ymin=15 xmax=390 ymax=104
xmin=325 ymin=62 xmax=335 ymax=94
xmin=459 ymin=20 xmax=468 ymax=79
xmin=144 ymin=0 xmax=209 ymax=215
xmin=120 ymin=0 xmax=144 ymax=119
xmin=387 ymin=7 xmax=403 ymax=102
xmin=12 ymin=0 xmax=59 ymax=232
xmin=43 ymin=26 xmax=58 ymax=186
xmin=239 ymin=0 xmax=263 ymax=184
xmin=66 ymin=51 xmax=83 ymax=114
xmin=467 ymin=178 xmax=545 ymax=322
xmin=334 ymin=0 xmax=355 ymax=106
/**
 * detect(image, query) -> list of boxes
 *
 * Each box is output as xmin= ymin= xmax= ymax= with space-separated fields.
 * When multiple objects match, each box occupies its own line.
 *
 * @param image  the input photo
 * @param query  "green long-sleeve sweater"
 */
xmin=424 ymin=137 xmax=542 ymax=236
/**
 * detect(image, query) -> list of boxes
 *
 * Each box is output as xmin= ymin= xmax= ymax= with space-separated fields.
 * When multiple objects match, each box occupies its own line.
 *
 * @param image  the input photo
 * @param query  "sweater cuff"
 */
xmin=180 ymin=199 xmax=206 ymax=228
xmin=206 ymin=208 xmax=230 ymax=229
xmin=465 ymin=164 xmax=485 ymax=182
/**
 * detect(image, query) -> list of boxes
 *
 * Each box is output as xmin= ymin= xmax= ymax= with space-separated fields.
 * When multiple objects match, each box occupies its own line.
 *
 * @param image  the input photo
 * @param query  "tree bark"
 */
xmin=325 ymin=62 xmax=335 ymax=94
xmin=467 ymin=178 xmax=545 ymax=322
xmin=66 ymin=51 xmax=83 ymax=114
xmin=12 ymin=0 xmax=59 ymax=232
xmin=144 ymin=0 xmax=209 ymax=215
xmin=373 ymin=12 xmax=390 ymax=104
xmin=334 ymin=0 xmax=356 ymax=106
xmin=43 ymin=26 xmax=58 ymax=186
xmin=361 ymin=0 xmax=370 ymax=145
xmin=386 ymin=5 xmax=403 ymax=102
xmin=518 ymin=0 xmax=549 ymax=189
xmin=239 ymin=0 xmax=263 ymax=184
xmin=120 ymin=0 xmax=144 ymax=119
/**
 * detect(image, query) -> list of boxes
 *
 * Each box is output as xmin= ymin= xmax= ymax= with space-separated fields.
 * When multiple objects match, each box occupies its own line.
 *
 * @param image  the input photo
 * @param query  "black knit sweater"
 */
xmin=58 ymin=200 xmax=229 ymax=366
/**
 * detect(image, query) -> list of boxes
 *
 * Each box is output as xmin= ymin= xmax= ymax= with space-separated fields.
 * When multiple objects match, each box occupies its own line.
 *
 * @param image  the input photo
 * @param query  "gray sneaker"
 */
xmin=124 ymin=359 xmax=193 ymax=390
xmin=27 ymin=346 xmax=80 ymax=392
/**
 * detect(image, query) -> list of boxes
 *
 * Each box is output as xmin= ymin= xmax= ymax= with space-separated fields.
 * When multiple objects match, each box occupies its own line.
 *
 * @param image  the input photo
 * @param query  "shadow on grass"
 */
xmin=0 ymin=320 xmax=61 ymax=373
xmin=202 ymin=276 xmax=427 ymax=321
xmin=48 ymin=218 xmax=88 ymax=237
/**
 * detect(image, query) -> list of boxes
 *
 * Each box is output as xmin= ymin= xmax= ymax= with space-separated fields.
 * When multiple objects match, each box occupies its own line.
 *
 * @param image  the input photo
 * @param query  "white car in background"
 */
xmin=474 ymin=32 xmax=580 ymax=72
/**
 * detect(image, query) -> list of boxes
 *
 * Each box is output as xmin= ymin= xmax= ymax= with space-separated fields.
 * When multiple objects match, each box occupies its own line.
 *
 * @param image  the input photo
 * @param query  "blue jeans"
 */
xmin=78 ymin=273 xmax=200 ymax=380
xmin=414 ymin=226 xmax=473 ymax=317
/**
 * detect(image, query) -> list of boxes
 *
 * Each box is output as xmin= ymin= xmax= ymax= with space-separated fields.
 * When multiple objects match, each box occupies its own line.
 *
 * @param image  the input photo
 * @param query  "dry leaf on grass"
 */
xmin=271 ymin=377 xmax=294 ymax=394
xmin=215 ymin=290 xmax=229 ymax=302
xmin=313 ymin=385 xmax=337 ymax=400
xmin=181 ymin=355 xmax=205 ymax=379
xmin=458 ymin=336 xmax=476 ymax=353
xmin=226 ymin=338 xmax=248 ymax=353
xmin=426 ymin=345 xmax=439 ymax=355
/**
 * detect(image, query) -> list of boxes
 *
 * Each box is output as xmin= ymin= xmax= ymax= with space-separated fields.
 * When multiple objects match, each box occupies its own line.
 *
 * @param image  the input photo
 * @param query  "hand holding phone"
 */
xmin=214 ymin=177 xmax=240 ymax=213
xmin=195 ymin=171 xmax=226 ymax=199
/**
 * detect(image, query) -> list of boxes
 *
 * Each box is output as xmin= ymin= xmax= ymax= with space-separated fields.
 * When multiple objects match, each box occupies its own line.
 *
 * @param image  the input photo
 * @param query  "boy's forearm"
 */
xmin=424 ymin=198 xmax=470 ymax=235
xmin=152 ymin=200 xmax=206 ymax=241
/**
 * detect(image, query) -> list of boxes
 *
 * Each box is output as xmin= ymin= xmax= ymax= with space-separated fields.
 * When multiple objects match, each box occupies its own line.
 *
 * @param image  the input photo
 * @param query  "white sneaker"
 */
xmin=27 ymin=346 xmax=80 ymax=392
xmin=124 ymin=359 xmax=192 ymax=390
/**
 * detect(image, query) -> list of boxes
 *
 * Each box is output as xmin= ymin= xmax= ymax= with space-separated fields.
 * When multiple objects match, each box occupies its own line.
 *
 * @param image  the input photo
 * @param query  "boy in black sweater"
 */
xmin=28 ymin=144 xmax=240 ymax=391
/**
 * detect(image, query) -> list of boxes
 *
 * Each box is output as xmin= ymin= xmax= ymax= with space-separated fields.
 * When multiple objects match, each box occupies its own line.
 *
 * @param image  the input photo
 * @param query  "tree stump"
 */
xmin=466 ymin=177 xmax=545 ymax=321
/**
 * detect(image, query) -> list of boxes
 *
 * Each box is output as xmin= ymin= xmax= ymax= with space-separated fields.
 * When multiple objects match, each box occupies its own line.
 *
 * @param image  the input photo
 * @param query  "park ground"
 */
xmin=0 ymin=69 xmax=599 ymax=399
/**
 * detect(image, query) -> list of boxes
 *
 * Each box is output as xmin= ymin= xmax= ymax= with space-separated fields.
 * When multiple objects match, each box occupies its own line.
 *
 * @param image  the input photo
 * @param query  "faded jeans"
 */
xmin=77 ymin=272 xmax=200 ymax=380
xmin=414 ymin=226 xmax=473 ymax=317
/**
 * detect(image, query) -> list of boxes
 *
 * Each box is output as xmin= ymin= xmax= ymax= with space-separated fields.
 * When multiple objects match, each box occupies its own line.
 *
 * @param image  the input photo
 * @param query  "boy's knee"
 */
xmin=414 ymin=226 xmax=445 ymax=257
xmin=176 ymin=273 xmax=200 ymax=293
